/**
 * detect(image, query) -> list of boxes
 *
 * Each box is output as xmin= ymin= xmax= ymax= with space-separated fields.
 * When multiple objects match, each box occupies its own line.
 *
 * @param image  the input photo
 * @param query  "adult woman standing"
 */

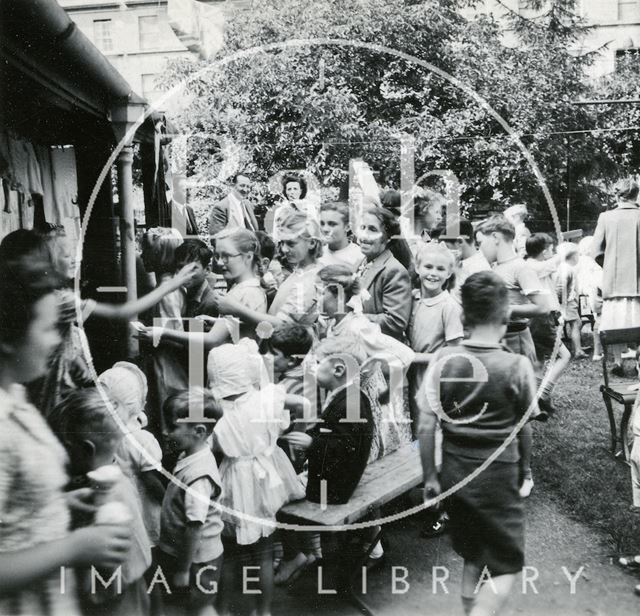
xmin=592 ymin=177 xmax=640 ymax=373
xmin=271 ymin=174 xmax=318 ymax=237
xmin=356 ymin=206 xmax=413 ymax=339
xmin=217 ymin=210 xmax=323 ymax=328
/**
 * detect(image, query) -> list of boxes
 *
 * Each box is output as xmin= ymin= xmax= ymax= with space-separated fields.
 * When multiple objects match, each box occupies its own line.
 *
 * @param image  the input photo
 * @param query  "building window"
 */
xmin=615 ymin=47 xmax=640 ymax=70
xmin=93 ymin=19 xmax=113 ymax=52
xmin=141 ymin=73 xmax=162 ymax=101
xmin=139 ymin=15 xmax=160 ymax=50
xmin=619 ymin=0 xmax=640 ymax=22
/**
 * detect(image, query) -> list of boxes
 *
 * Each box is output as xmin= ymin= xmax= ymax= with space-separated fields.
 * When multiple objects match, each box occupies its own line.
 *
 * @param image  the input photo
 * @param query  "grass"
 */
xmin=533 ymin=354 xmax=640 ymax=555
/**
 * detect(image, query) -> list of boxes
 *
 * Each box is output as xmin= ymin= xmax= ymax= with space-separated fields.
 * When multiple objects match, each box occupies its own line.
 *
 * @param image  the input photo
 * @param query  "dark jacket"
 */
xmin=306 ymin=383 xmax=373 ymax=505
xmin=209 ymin=193 xmax=258 ymax=237
xmin=359 ymin=248 xmax=412 ymax=339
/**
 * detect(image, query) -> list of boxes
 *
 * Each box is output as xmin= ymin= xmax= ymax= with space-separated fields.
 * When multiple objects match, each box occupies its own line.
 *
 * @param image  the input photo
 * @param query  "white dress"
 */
xmin=214 ymin=383 xmax=305 ymax=545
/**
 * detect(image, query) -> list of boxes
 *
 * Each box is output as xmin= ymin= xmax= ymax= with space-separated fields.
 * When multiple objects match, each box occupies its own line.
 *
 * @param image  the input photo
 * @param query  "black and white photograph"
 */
xmin=1 ymin=0 xmax=640 ymax=614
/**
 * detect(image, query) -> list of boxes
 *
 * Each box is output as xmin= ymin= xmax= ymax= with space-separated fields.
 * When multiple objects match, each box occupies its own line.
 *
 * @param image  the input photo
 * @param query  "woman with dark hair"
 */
xmin=271 ymin=173 xmax=319 ymax=242
xmin=281 ymin=173 xmax=308 ymax=202
xmin=0 ymin=256 xmax=131 ymax=615
xmin=356 ymin=206 xmax=412 ymax=339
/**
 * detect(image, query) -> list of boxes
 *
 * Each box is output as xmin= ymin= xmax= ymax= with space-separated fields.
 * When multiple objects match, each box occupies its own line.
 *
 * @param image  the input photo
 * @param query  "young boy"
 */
xmin=557 ymin=242 xmax=587 ymax=359
xmin=318 ymin=201 xmax=364 ymax=272
xmin=304 ymin=335 xmax=373 ymax=504
xmin=525 ymin=234 xmax=570 ymax=415
xmin=475 ymin=215 xmax=551 ymax=497
xmin=475 ymin=214 xmax=551 ymax=368
xmin=255 ymin=230 xmax=279 ymax=308
xmin=158 ymin=388 xmax=224 ymax=616
xmin=49 ymin=388 xmax=152 ymax=616
xmin=440 ymin=218 xmax=491 ymax=304
xmin=174 ymin=239 xmax=218 ymax=320
xmin=419 ymin=271 xmax=536 ymax=616
xmin=267 ymin=323 xmax=314 ymax=394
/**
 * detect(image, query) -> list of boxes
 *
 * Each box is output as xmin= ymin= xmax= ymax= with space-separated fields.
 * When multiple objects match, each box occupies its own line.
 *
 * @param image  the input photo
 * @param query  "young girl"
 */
xmin=140 ymin=227 xmax=190 ymax=437
xmin=317 ymin=264 xmax=414 ymax=460
xmin=408 ymin=242 xmax=464 ymax=536
xmin=216 ymin=210 xmax=323 ymax=328
xmin=0 ymin=257 xmax=131 ymax=615
xmin=143 ymin=228 xmax=268 ymax=350
xmin=408 ymin=242 xmax=464 ymax=426
xmin=419 ymin=271 xmax=535 ymax=616
xmin=557 ymin=242 xmax=587 ymax=359
xmin=98 ymin=362 xmax=164 ymax=547
xmin=208 ymin=338 xmax=305 ymax=616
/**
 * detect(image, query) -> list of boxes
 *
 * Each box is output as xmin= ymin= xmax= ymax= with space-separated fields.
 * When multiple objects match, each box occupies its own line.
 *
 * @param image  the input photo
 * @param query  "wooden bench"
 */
xmin=599 ymin=327 xmax=640 ymax=462
xmin=279 ymin=441 xmax=423 ymax=615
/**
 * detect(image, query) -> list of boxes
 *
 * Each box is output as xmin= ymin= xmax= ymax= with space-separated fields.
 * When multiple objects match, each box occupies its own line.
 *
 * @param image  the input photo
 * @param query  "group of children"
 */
xmin=0 ymin=193 xmax=612 ymax=616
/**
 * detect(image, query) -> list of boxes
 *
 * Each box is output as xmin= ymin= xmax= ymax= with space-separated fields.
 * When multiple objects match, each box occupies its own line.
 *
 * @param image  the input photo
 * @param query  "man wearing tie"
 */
xmin=209 ymin=172 xmax=259 ymax=237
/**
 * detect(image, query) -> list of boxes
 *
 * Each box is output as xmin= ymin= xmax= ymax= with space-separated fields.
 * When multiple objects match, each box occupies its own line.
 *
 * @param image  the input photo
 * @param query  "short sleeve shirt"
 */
xmin=225 ymin=277 xmax=267 ymax=340
xmin=492 ymin=256 xmax=542 ymax=324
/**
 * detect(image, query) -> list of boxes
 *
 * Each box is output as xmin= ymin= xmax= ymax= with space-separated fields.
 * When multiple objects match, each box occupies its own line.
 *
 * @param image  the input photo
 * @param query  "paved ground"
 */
xmin=260 ymin=489 xmax=640 ymax=616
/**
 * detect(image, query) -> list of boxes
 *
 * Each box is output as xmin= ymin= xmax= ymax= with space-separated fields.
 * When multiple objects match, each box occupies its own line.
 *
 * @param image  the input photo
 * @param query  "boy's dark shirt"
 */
xmin=306 ymin=381 xmax=373 ymax=505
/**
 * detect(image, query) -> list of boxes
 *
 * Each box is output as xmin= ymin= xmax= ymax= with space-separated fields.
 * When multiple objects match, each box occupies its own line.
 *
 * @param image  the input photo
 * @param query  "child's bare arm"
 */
xmin=173 ymin=522 xmax=204 ymax=587
xmin=510 ymin=292 xmax=552 ymax=318
xmin=90 ymin=263 xmax=199 ymax=321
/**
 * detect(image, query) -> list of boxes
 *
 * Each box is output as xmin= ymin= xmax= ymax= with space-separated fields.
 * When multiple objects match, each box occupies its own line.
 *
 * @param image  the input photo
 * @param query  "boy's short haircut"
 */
xmin=320 ymin=201 xmax=350 ymax=225
xmin=50 ymin=388 xmax=122 ymax=445
xmin=316 ymin=335 xmax=367 ymax=368
xmin=475 ymin=214 xmax=516 ymax=241
xmin=461 ymin=271 xmax=509 ymax=328
xmin=525 ymin=233 xmax=553 ymax=259
xmin=267 ymin=323 xmax=314 ymax=359
xmin=174 ymin=238 xmax=213 ymax=269
xmin=163 ymin=387 xmax=223 ymax=434
xmin=255 ymin=230 xmax=275 ymax=262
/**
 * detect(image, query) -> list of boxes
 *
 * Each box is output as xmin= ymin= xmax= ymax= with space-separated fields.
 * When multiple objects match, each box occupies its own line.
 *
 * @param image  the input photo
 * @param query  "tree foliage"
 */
xmin=163 ymin=0 xmax=637 ymax=232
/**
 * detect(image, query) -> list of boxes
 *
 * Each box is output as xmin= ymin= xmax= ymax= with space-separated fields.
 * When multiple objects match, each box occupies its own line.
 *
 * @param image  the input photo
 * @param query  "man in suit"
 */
xmin=208 ymin=173 xmax=259 ymax=237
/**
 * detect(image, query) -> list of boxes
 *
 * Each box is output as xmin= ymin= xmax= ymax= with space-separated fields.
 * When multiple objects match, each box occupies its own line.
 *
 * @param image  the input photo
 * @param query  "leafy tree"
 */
xmin=163 ymin=0 xmax=623 ymax=232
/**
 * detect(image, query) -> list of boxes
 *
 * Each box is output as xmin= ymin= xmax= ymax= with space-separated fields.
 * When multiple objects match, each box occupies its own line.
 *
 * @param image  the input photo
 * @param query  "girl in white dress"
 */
xmin=208 ymin=338 xmax=305 ymax=616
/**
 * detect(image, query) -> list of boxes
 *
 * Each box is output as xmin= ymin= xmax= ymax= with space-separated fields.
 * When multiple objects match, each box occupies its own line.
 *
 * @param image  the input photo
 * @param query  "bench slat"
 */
xmin=280 ymin=442 xmax=423 ymax=526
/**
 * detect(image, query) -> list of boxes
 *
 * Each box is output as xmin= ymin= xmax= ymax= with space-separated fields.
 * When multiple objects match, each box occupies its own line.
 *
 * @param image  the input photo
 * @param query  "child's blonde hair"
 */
xmin=142 ymin=227 xmax=183 ymax=274
xmin=278 ymin=210 xmax=324 ymax=260
xmin=316 ymin=334 xmax=367 ymax=368
xmin=414 ymin=242 xmax=456 ymax=290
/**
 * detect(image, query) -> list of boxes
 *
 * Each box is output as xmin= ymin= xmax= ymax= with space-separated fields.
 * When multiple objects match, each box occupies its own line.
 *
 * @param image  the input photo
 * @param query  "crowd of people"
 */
xmin=1 ymin=168 xmax=639 ymax=616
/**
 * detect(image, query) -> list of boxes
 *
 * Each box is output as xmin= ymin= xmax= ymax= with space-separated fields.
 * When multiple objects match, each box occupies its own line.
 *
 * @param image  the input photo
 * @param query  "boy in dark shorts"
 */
xmin=419 ymin=271 xmax=537 ymax=616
